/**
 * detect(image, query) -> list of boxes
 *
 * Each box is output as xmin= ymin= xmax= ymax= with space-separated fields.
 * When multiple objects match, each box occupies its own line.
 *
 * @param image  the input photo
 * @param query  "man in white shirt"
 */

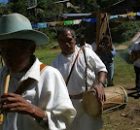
xmin=128 ymin=40 xmax=140 ymax=96
xmin=0 ymin=13 xmax=76 ymax=130
xmin=52 ymin=28 xmax=107 ymax=130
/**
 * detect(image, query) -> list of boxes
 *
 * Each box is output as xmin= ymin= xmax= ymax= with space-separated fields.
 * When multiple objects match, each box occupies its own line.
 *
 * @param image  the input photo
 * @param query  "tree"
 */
xmin=8 ymin=0 xmax=27 ymax=16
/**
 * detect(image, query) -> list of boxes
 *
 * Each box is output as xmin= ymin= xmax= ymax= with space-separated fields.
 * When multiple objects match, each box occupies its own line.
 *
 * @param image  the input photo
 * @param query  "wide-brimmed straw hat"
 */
xmin=0 ymin=13 xmax=48 ymax=45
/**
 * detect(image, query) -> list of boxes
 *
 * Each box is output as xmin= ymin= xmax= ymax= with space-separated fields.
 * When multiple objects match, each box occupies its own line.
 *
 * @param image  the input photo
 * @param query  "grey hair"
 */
xmin=56 ymin=27 xmax=76 ymax=39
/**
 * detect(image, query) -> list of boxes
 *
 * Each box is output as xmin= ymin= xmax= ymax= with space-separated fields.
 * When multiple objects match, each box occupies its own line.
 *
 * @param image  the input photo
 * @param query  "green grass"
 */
xmin=114 ymin=49 xmax=135 ymax=87
xmin=35 ymin=47 xmax=60 ymax=65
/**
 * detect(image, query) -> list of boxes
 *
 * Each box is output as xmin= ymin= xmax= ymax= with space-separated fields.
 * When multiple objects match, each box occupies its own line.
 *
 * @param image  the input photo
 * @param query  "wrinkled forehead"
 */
xmin=58 ymin=30 xmax=73 ymax=40
xmin=66 ymin=30 xmax=72 ymax=36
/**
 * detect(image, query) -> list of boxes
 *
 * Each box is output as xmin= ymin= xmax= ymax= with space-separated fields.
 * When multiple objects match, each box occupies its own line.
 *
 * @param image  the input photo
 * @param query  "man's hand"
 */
xmin=0 ymin=93 xmax=35 ymax=115
xmin=94 ymin=82 xmax=106 ymax=102
xmin=0 ymin=93 xmax=45 ymax=119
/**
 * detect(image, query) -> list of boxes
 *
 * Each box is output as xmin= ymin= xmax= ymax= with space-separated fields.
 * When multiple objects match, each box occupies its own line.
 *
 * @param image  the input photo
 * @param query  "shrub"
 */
xmin=111 ymin=20 xmax=140 ymax=43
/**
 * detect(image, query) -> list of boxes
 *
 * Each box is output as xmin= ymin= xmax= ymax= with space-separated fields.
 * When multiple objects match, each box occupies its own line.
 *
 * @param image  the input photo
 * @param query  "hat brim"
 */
xmin=0 ymin=29 xmax=48 ymax=45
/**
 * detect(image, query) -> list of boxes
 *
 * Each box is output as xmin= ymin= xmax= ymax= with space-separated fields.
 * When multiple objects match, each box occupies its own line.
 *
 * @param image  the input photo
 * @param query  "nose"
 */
xmin=66 ymin=42 xmax=71 ymax=47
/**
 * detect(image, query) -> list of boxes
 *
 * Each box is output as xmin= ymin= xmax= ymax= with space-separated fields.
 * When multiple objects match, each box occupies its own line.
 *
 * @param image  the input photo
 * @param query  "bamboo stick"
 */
xmin=4 ymin=74 xmax=10 ymax=94
xmin=0 ymin=74 xmax=10 ymax=125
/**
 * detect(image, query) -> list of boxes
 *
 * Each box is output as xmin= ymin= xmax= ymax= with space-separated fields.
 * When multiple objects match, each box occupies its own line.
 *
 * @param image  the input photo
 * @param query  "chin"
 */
xmin=8 ymin=66 xmax=21 ymax=73
xmin=9 ymin=69 xmax=20 ymax=73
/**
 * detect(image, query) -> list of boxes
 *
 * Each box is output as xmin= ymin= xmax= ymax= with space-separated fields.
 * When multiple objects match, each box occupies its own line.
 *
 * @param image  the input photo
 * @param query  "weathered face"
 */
xmin=58 ymin=30 xmax=76 ymax=55
xmin=0 ymin=39 xmax=35 ymax=73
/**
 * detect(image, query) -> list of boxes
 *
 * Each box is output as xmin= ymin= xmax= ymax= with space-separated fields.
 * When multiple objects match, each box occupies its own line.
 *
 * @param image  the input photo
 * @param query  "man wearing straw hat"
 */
xmin=52 ymin=27 xmax=107 ymax=130
xmin=0 ymin=13 xmax=76 ymax=130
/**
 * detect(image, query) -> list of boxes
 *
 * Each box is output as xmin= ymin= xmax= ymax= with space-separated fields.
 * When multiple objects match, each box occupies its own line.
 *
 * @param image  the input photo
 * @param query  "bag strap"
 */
xmin=82 ymin=46 xmax=88 ymax=91
xmin=40 ymin=63 xmax=47 ymax=72
xmin=15 ymin=64 xmax=46 ymax=95
xmin=66 ymin=48 xmax=82 ymax=86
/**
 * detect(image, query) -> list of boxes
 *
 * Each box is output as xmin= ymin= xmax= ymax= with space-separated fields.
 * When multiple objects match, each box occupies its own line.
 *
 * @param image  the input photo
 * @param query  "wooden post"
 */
xmin=96 ymin=11 xmax=112 ymax=50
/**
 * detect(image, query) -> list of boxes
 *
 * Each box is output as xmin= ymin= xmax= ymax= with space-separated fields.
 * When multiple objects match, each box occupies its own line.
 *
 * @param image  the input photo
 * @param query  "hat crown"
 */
xmin=0 ymin=13 xmax=48 ymax=45
xmin=0 ymin=13 xmax=32 ymax=34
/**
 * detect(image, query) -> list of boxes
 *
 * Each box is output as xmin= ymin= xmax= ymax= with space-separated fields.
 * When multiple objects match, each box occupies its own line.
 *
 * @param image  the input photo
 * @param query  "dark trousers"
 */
xmin=134 ymin=66 xmax=140 ymax=91
xmin=104 ymin=62 xmax=114 ymax=86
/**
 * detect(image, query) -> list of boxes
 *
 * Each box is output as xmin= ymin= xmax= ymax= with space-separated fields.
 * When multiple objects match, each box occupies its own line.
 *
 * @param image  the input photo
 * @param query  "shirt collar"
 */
xmin=20 ymin=58 xmax=42 ymax=82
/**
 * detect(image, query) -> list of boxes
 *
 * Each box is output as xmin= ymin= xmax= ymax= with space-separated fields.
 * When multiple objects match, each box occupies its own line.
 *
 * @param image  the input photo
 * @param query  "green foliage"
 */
xmin=0 ymin=4 xmax=11 ymax=15
xmin=97 ymin=0 xmax=124 ymax=8
xmin=35 ymin=28 xmax=58 ymax=50
xmin=111 ymin=21 xmax=140 ymax=43
xmin=8 ymin=0 xmax=27 ymax=16
xmin=39 ymin=28 xmax=57 ymax=43
xmin=71 ymin=0 xmax=98 ymax=12
xmin=38 ymin=0 xmax=63 ymax=19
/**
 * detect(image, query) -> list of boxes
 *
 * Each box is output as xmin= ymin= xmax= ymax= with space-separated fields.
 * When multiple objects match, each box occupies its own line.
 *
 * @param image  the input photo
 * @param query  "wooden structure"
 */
xmin=96 ymin=11 xmax=113 ymax=50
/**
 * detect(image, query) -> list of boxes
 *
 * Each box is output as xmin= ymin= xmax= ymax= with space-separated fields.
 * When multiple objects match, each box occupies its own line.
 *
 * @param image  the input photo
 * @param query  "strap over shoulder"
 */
xmin=40 ymin=63 xmax=47 ymax=72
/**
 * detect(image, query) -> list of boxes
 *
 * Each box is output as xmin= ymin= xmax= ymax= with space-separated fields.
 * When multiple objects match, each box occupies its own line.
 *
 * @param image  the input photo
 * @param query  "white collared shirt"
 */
xmin=52 ymin=46 xmax=107 ymax=95
xmin=0 ymin=58 xmax=76 ymax=130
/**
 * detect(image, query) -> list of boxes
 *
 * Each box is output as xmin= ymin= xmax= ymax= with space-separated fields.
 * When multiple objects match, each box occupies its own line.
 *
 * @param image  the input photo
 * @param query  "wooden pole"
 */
xmin=4 ymin=74 xmax=10 ymax=94
xmin=0 ymin=74 xmax=10 ymax=125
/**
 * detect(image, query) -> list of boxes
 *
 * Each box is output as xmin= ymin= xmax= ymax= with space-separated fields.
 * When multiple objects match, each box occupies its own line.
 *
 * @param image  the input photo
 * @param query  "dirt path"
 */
xmin=116 ymin=44 xmax=128 ymax=50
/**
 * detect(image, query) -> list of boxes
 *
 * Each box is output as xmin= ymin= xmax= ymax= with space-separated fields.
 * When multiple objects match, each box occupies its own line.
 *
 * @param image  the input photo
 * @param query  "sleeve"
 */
xmin=40 ymin=66 xmax=76 ymax=130
xmin=128 ymin=44 xmax=135 ymax=55
xmin=85 ymin=47 xmax=107 ymax=74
